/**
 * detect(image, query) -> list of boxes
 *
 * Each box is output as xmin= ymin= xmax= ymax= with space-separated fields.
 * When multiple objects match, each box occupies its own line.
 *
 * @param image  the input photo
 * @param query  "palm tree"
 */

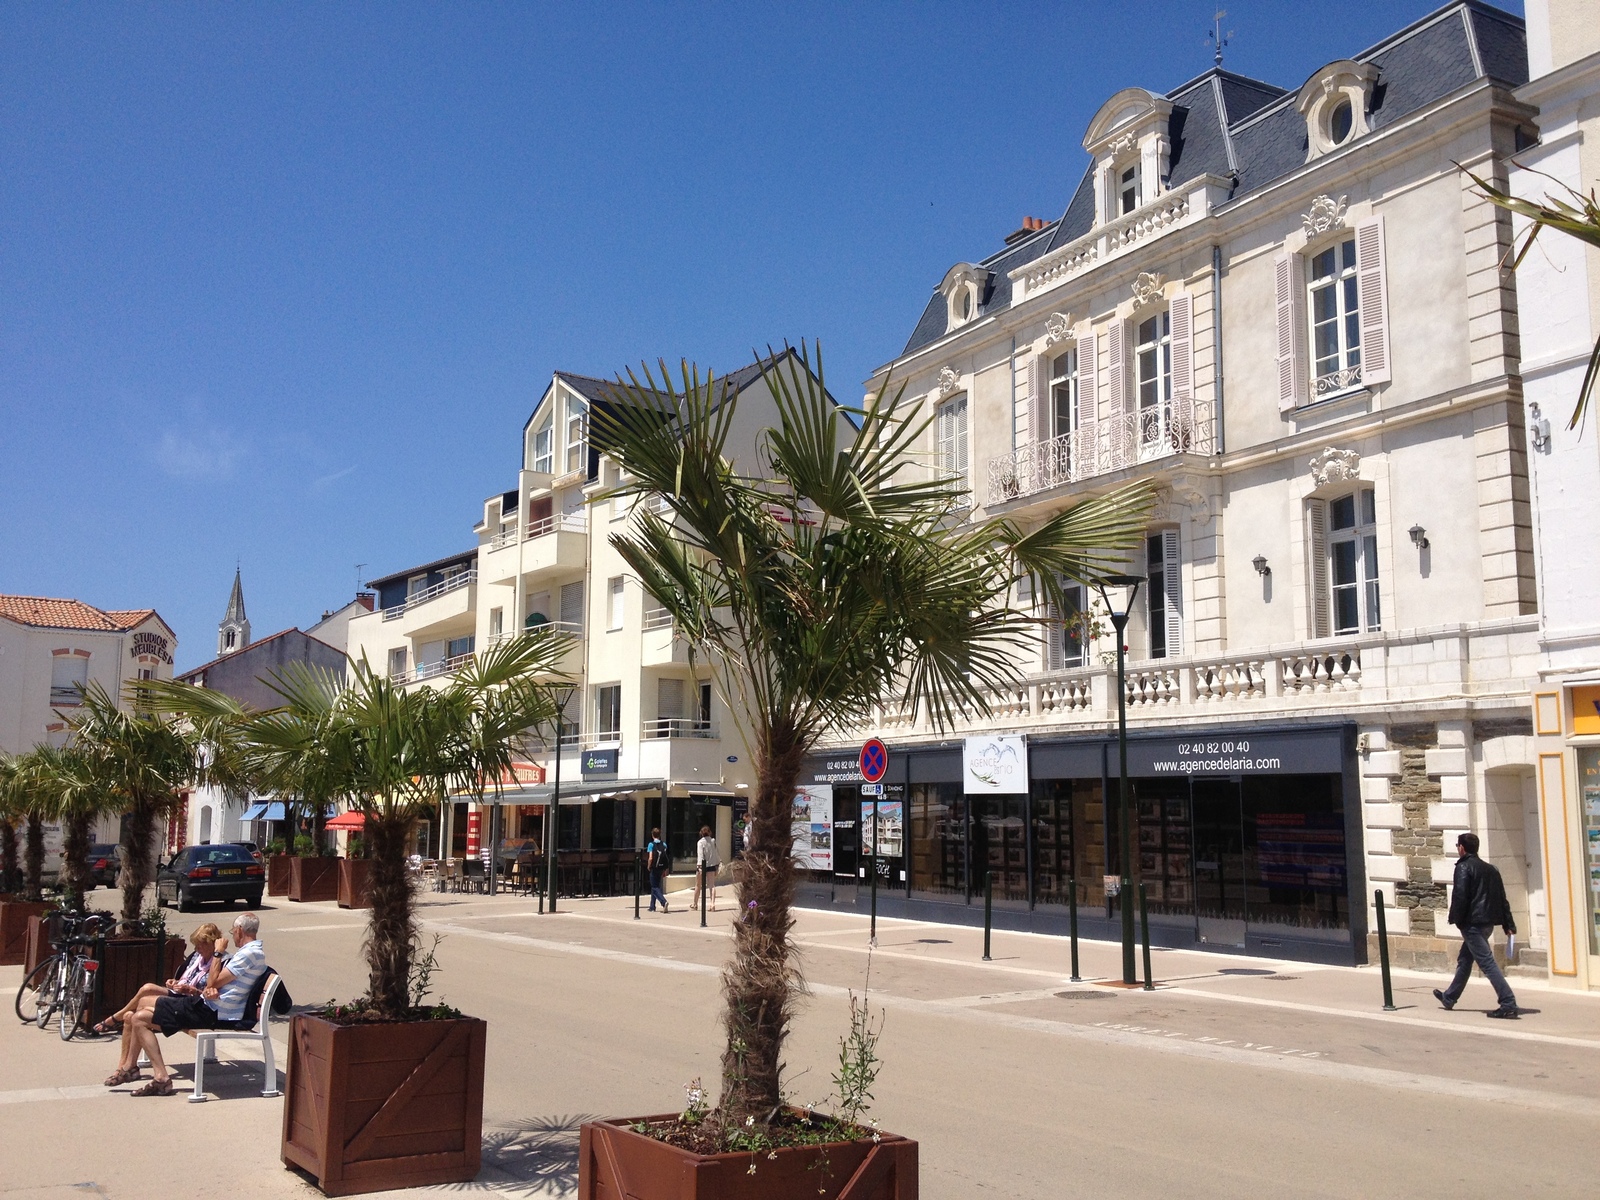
xmin=590 ymin=344 xmax=1155 ymax=1126
xmin=236 ymin=632 xmax=569 ymax=1017
xmin=3 ymin=749 xmax=53 ymax=902
xmin=0 ymin=754 xmax=24 ymax=895
xmin=29 ymin=745 xmax=114 ymax=911
xmin=68 ymin=683 xmax=203 ymax=924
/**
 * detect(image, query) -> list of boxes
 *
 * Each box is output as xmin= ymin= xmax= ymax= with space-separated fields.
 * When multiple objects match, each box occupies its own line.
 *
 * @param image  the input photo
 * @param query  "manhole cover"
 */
xmin=1055 ymin=990 xmax=1116 ymax=1000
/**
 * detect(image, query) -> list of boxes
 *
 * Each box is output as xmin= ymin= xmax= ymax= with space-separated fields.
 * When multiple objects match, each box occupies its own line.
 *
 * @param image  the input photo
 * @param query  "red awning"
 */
xmin=325 ymin=811 xmax=366 ymax=832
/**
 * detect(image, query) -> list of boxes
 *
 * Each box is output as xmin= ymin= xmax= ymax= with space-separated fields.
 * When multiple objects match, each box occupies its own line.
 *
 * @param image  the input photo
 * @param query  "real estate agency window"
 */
xmin=935 ymin=394 xmax=969 ymax=494
xmin=596 ymin=685 xmax=622 ymax=740
xmin=1136 ymin=310 xmax=1172 ymax=445
xmin=1329 ymin=487 xmax=1379 ymax=634
xmin=1309 ymin=237 xmax=1360 ymax=394
xmin=1049 ymin=349 xmax=1078 ymax=441
xmin=606 ymin=576 xmax=625 ymax=630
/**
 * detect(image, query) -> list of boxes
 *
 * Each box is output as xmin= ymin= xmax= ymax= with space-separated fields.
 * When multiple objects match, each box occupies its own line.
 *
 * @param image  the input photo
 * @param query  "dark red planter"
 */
xmin=579 ymin=1114 xmax=918 ymax=1199
xmin=89 ymin=935 xmax=186 ymax=1023
xmin=281 ymin=1013 xmax=486 ymax=1196
xmin=337 ymin=859 xmax=370 ymax=910
xmin=289 ymin=857 xmax=340 ymax=903
xmin=0 ymin=900 xmax=51 ymax=966
xmin=268 ymin=855 xmax=294 ymax=897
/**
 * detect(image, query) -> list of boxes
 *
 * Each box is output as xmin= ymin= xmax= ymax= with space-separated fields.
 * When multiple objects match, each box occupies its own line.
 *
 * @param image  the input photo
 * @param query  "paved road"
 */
xmin=2 ymin=887 xmax=1597 ymax=1198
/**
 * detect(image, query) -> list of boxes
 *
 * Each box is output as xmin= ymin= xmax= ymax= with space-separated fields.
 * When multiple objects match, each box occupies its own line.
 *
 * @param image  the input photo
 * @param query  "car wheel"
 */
xmin=177 ymin=887 xmax=194 ymax=913
xmin=247 ymin=891 xmax=263 ymax=908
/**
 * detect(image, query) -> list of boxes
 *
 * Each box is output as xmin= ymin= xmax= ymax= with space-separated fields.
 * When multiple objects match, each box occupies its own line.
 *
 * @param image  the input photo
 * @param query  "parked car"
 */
xmin=231 ymin=840 xmax=264 ymax=863
xmin=85 ymin=843 xmax=121 ymax=889
xmin=156 ymin=844 xmax=265 ymax=911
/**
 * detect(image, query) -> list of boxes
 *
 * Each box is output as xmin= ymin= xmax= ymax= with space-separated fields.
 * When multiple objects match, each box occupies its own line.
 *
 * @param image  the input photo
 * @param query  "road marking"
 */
xmin=269 ymin=923 xmax=365 ymax=933
xmin=418 ymin=917 xmax=1600 ymax=1119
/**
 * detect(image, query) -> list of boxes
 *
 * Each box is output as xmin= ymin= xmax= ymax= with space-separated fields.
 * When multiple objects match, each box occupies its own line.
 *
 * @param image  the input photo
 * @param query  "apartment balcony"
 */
xmin=380 ymin=570 xmax=477 ymax=639
xmin=859 ymin=617 xmax=1538 ymax=740
xmin=641 ymin=618 xmax=693 ymax=667
xmin=480 ymin=529 xmax=521 ymax=585
xmin=390 ymin=651 xmax=475 ymax=687
xmin=637 ymin=731 xmax=727 ymax=786
xmin=521 ymin=513 xmax=587 ymax=581
xmin=641 ymin=718 xmax=717 ymax=741
xmin=986 ymin=399 xmax=1216 ymax=508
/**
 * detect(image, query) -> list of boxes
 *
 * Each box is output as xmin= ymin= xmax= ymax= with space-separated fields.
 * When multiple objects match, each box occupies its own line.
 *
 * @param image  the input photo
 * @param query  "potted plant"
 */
xmin=337 ymin=835 xmax=370 ymax=910
xmin=197 ymin=635 xmax=567 ymax=1196
xmin=266 ymin=838 xmax=292 ymax=895
xmin=0 ymin=752 xmax=53 ymax=964
xmin=582 ymin=346 xmax=1151 ymax=1195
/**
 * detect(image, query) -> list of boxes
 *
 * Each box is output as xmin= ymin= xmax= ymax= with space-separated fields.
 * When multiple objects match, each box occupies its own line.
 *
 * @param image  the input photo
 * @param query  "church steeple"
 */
xmin=218 ymin=568 xmax=251 ymax=657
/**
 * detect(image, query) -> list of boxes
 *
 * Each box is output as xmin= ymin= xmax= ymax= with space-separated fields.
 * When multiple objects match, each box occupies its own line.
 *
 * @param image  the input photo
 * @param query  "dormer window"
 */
xmin=1119 ymin=165 xmax=1140 ymax=215
xmin=939 ymin=262 xmax=992 ymax=332
xmin=1297 ymin=60 xmax=1378 ymax=161
xmin=1083 ymin=87 xmax=1173 ymax=228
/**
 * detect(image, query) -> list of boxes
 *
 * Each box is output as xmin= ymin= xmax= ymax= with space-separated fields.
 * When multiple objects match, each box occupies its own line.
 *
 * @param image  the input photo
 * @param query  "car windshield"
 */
xmin=191 ymin=846 xmax=255 ymax=865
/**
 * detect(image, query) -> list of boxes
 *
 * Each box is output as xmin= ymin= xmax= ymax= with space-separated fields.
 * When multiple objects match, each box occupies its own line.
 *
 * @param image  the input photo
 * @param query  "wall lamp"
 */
xmin=1252 ymin=555 xmax=1270 ymax=577
xmin=1408 ymin=525 xmax=1430 ymax=550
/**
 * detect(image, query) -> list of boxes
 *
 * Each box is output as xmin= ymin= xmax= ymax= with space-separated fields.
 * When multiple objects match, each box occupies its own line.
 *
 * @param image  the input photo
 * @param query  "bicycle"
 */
xmin=14 ymin=911 xmax=115 ymax=1039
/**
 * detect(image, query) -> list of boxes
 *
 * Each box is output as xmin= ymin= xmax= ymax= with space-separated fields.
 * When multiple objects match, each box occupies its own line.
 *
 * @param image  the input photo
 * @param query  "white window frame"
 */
xmin=595 ymin=684 xmax=622 ymax=740
xmin=1327 ymin=487 xmax=1380 ymax=635
xmin=531 ymin=419 xmax=553 ymax=474
xmin=1145 ymin=529 xmax=1183 ymax=660
xmin=1044 ymin=579 xmax=1087 ymax=671
xmin=1118 ymin=162 xmax=1141 ymax=215
xmin=1135 ymin=310 xmax=1172 ymax=452
xmin=606 ymin=576 xmax=625 ymax=631
xmin=935 ymin=394 xmax=969 ymax=497
xmin=388 ymin=647 xmax=408 ymax=679
xmin=564 ymin=392 xmax=588 ymax=475
xmin=49 ymin=654 xmax=89 ymax=705
xmin=1307 ymin=236 xmax=1362 ymax=396
xmin=1048 ymin=349 xmax=1078 ymax=442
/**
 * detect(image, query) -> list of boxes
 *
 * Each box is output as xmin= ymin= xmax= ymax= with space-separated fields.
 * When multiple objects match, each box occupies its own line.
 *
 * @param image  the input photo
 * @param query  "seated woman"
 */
xmin=101 ymin=923 xmax=222 ymax=1086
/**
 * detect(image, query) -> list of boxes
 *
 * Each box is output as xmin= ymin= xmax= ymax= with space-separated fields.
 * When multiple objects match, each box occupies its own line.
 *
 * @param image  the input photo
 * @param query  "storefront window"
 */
xmin=558 ymin=805 xmax=582 ymax=851
xmin=910 ymin=783 xmax=965 ymax=898
xmin=971 ymin=793 xmax=1027 ymax=903
xmin=1133 ymin=779 xmax=1194 ymax=915
xmin=1030 ymin=780 xmax=1107 ymax=907
xmin=669 ymin=797 xmax=721 ymax=866
xmin=590 ymin=798 xmax=637 ymax=850
xmin=1579 ymin=748 xmax=1600 ymax=955
xmin=1241 ymin=775 xmax=1348 ymax=931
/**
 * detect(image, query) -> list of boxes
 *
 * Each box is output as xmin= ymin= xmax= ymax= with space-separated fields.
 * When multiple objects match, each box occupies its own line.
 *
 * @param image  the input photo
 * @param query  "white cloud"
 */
xmin=156 ymin=422 xmax=245 ymax=480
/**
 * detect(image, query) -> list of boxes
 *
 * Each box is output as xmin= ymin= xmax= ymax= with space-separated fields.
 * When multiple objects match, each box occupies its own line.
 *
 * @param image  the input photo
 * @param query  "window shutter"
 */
xmin=1355 ymin=216 xmax=1390 ymax=385
xmin=1026 ymin=355 xmax=1046 ymax=444
xmin=657 ymin=677 xmax=685 ymax=720
xmin=955 ymin=397 xmax=969 ymax=481
xmin=1307 ymin=499 xmax=1330 ymax=639
xmin=559 ymin=581 xmax=584 ymax=629
xmin=1075 ymin=332 xmax=1098 ymax=429
xmin=1161 ymin=527 xmax=1183 ymax=656
xmin=1169 ymin=292 xmax=1194 ymax=443
xmin=1275 ymin=255 xmax=1307 ymax=411
xmin=1106 ymin=318 xmax=1130 ymax=416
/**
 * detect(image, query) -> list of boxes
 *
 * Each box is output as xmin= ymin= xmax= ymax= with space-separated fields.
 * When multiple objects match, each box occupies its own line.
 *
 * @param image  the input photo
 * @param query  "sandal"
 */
xmin=130 ymin=1077 xmax=174 ymax=1097
xmin=104 ymin=1066 xmax=142 ymax=1087
xmin=92 ymin=1017 xmax=123 ymax=1035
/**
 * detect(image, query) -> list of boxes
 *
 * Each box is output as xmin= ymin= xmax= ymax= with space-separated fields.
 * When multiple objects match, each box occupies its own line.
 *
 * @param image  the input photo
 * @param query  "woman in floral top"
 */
xmin=93 ymin=922 xmax=221 ymax=1036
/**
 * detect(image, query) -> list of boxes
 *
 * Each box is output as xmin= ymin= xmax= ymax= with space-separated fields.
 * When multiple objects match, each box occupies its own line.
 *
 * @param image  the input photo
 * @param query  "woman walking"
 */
xmin=692 ymin=824 xmax=720 ymax=911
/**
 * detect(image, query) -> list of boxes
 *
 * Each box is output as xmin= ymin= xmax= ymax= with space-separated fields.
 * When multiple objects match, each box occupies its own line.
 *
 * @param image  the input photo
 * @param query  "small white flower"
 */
xmin=872 ymin=1132 xmax=882 ymax=1143
xmin=767 ymin=1151 xmax=778 ymax=1160
xmin=747 ymin=1163 xmax=757 ymax=1175
xmin=746 ymin=1115 xmax=755 ymax=1127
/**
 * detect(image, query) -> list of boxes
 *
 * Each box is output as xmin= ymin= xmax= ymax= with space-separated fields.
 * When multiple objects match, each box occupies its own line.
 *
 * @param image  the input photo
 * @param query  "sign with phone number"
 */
xmin=1127 ymin=728 xmax=1346 ymax=776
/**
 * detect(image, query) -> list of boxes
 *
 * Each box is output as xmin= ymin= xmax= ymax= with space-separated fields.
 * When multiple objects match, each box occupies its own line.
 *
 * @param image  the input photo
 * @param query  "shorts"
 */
xmin=151 ymin=994 xmax=221 ymax=1038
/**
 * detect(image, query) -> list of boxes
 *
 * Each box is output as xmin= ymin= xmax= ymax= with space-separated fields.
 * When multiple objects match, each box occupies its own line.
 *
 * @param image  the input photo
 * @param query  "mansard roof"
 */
xmin=896 ymin=1 xmax=1527 ymax=360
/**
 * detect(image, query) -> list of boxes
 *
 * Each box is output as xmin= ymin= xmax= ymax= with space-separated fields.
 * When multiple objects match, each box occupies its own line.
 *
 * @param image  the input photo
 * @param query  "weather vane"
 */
xmin=1207 ymin=9 xmax=1233 ymax=68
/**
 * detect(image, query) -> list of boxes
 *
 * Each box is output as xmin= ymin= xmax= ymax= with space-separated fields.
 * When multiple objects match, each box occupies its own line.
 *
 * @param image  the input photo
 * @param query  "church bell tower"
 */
xmin=218 ymin=568 xmax=251 ymax=657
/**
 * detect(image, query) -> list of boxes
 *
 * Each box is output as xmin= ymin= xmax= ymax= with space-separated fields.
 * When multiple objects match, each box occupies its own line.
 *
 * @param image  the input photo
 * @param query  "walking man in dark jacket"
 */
xmin=1434 ymin=831 xmax=1519 ymax=1018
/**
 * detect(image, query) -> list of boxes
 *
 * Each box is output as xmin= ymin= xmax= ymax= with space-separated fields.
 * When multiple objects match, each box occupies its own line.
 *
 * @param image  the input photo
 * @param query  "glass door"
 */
xmin=1191 ymin=778 xmax=1246 ymax=947
xmin=832 ymin=785 xmax=859 ymax=901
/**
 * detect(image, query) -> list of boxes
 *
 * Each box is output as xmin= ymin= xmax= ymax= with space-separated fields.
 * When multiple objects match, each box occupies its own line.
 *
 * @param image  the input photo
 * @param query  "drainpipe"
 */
xmin=1211 ymin=244 xmax=1226 ymax=455
xmin=1009 ymin=335 xmax=1018 ymax=454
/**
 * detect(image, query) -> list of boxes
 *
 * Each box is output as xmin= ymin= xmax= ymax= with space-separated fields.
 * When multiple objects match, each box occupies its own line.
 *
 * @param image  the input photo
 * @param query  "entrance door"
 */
xmin=832 ymin=786 xmax=859 ymax=901
xmin=1191 ymin=778 xmax=1246 ymax=948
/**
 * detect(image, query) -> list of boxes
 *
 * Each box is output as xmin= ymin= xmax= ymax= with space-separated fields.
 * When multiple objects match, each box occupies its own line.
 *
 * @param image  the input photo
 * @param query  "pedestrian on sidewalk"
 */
xmin=692 ymin=825 xmax=720 ymax=911
xmin=1435 ymin=831 xmax=1519 ymax=1019
xmin=646 ymin=827 xmax=670 ymax=913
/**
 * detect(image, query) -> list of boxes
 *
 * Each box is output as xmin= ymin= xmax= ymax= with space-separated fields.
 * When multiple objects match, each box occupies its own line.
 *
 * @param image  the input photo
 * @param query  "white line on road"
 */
xmin=269 ymin=923 xmax=365 ymax=933
xmin=418 ymin=917 xmax=1600 ymax=1119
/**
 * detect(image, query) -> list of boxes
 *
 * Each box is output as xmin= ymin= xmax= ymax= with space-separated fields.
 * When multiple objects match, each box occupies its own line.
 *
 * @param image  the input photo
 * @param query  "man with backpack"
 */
xmin=646 ymin=827 xmax=671 ymax=913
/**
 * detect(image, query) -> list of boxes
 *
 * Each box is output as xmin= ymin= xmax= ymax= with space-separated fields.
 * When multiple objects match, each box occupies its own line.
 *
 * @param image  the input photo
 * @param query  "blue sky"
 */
xmin=1 ymin=1 xmax=1521 ymax=670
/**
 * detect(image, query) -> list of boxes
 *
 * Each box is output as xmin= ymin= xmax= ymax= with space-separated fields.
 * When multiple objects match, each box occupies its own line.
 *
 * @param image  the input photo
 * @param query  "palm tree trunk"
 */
xmin=0 ymin=819 xmax=18 ymax=894
xmin=60 ymin=813 xmax=93 ymax=913
xmin=365 ymin=812 xmax=416 ymax=1017
xmin=719 ymin=727 xmax=805 ymax=1124
xmin=24 ymin=814 xmax=44 ymax=902
xmin=118 ymin=801 xmax=158 ymax=924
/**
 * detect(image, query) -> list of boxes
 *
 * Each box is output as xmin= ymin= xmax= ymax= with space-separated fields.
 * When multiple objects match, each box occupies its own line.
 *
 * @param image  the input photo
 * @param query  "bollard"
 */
xmin=982 ymin=870 xmax=994 ymax=961
xmin=869 ymin=854 xmax=878 ymax=946
xmin=1374 ymin=889 xmax=1397 ymax=1011
xmin=1138 ymin=883 xmax=1154 ymax=991
xmin=538 ymin=869 xmax=545 ymax=915
xmin=1068 ymin=875 xmax=1082 ymax=982
xmin=700 ymin=867 xmax=708 ymax=929
xmin=634 ymin=851 xmax=642 ymax=920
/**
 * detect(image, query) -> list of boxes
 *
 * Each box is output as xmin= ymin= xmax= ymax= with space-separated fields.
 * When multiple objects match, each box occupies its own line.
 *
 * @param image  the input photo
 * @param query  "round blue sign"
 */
xmin=859 ymin=738 xmax=888 ymax=784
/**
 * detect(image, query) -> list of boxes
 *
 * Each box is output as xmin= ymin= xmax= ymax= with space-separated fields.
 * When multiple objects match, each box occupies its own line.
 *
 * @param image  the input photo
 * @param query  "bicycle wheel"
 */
xmin=32 ymin=957 xmax=62 ymax=1029
xmin=14 ymin=957 xmax=56 ymax=1024
xmin=59 ymin=958 xmax=88 ymax=1041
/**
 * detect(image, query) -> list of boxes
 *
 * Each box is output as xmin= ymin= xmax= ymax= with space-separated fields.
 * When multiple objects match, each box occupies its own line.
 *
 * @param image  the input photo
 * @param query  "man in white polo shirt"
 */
xmin=121 ymin=912 xmax=268 ymax=1097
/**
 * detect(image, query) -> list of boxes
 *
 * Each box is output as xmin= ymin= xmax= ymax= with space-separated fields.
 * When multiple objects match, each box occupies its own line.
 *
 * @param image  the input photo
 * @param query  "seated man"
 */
xmin=122 ymin=912 xmax=267 ymax=1097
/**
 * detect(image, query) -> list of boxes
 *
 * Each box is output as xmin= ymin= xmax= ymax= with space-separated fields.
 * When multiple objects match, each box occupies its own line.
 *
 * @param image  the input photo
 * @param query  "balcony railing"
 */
xmin=642 ymin=718 xmax=716 ymax=740
xmin=487 ymin=526 xmax=518 ymax=551
xmin=391 ymin=651 xmax=475 ymax=684
xmin=383 ymin=569 xmax=477 ymax=620
xmin=642 ymin=608 xmax=674 ymax=631
xmin=1312 ymin=366 xmax=1363 ymax=399
xmin=524 ymin=513 xmax=586 ymax=541
xmin=986 ymin=398 xmax=1216 ymax=506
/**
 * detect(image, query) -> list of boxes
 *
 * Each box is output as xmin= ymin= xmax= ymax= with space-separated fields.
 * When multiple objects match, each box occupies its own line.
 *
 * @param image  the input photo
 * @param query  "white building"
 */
xmin=804 ymin=1 xmax=1544 ymax=970
xmin=1516 ymin=0 xmax=1600 ymax=990
xmin=349 ymin=357 xmax=819 ymax=872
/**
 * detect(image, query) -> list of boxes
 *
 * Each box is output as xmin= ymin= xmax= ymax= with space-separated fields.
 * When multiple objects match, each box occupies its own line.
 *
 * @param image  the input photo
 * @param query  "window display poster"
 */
xmin=963 ymin=735 xmax=1029 ymax=793
xmin=860 ymin=799 xmax=904 ymax=859
xmin=792 ymin=785 xmax=833 ymax=871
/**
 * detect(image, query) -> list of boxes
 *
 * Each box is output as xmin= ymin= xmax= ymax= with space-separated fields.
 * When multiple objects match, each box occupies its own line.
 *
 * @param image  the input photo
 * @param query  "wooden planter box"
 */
xmin=269 ymin=855 xmax=294 ymax=897
xmin=23 ymin=913 xmax=56 ymax=974
xmin=281 ymin=1013 xmax=486 ymax=1196
xmin=289 ymin=857 xmax=340 ymax=903
xmin=579 ymin=1114 xmax=918 ymax=1200
xmin=337 ymin=859 xmax=370 ymax=910
xmin=89 ymin=935 xmax=186 ymax=1023
xmin=0 ymin=900 xmax=52 ymax=966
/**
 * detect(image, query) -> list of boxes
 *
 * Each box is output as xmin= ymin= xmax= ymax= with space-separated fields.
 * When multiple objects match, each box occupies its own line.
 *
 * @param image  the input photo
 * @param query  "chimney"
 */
xmin=356 ymin=592 xmax=375 ymax=612
xmin=1004 ymin=215 xmax=1048 ymax=245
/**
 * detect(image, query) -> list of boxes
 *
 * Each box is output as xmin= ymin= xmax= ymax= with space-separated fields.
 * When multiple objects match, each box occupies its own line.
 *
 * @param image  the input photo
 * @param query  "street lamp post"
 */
xmin=1095 ymin=573 xmax=1144 ymax=986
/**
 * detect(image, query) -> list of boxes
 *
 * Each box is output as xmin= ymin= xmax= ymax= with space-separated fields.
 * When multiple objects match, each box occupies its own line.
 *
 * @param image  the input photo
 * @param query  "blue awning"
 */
xmin=240 ymin=803 xmax=334 ymax=822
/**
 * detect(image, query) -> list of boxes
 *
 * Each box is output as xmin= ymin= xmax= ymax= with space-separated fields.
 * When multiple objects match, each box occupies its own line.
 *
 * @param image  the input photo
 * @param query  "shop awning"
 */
xmin=470 ymin=779 xmax=745 ymax=805
xmin=239 ymin=802 xmax=335 ymax=822
xmin=325 ymin=811 xmax=366 ymax=832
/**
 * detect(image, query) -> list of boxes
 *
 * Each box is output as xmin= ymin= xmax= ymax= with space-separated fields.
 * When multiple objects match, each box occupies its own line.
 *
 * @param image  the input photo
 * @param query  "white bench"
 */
xmin=188 ymin=973 xmax=283 ymax=1103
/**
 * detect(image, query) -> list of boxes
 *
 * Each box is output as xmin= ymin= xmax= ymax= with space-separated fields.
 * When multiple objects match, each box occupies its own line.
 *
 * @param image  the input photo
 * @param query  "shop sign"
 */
xmin=1572 ymin=686 xmax=1600 ymax=736
xmin=131 ymin=631 xmax=172 ymax=664
xmin=1127 ymin=727 xmax=1345 ymax=776
xmin=731 ymin=797 xmax=748 ymax=858
xmin=791 ymin=785 xmax=832 ymax=870
xmin=963 ymin=735 xmax=1029 ymax=793
xmin=810 ymin=753 xmax=864 ymax=784
xmin=581 ymin=748 xmax=618 ymax=776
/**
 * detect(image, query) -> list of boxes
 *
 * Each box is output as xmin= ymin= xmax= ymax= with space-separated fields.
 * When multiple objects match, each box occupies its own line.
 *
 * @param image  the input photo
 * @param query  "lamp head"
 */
xmin=1094 ymin=572 xmax=1144 ymax=620
xmin=1252 ymin=555 xmax=1270 ymax=577
xmin=1408 ymin=524 xmax=1429 ymax=550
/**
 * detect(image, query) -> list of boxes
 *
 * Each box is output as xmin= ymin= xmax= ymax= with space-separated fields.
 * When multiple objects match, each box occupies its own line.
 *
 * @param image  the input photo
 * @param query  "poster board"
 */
xmin=963 ymin=735 xmax=1029 ymax=793
xmin=860 ymin=797 xmax=904 ymax=859
xmin=791 ymin=785 xmax=833 ymax=870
